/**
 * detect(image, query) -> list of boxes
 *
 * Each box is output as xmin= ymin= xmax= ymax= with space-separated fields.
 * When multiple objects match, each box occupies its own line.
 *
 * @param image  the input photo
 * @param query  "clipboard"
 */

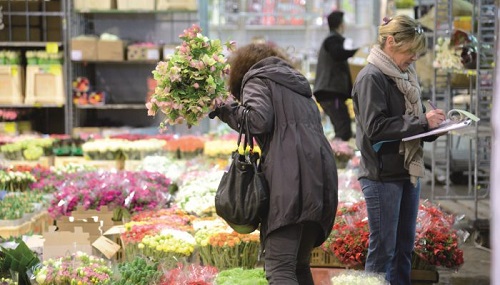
xmin=402 ymin=119 xmax=473 ymax=141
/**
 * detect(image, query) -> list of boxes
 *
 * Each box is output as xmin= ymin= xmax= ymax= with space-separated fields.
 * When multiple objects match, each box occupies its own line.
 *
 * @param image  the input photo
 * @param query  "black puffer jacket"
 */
xmin=218 ymin=56 xmax=338 ymax=246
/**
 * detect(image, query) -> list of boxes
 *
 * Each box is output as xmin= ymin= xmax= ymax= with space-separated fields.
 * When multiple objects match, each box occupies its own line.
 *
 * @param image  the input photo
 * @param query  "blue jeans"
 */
xmin=360 ymin=178 xmax=421 ymax=285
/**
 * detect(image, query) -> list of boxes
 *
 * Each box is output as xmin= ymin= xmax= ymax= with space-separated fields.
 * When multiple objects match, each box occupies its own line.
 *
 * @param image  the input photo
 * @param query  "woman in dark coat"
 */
xmin=211 ymin=43 xmax=338 ymax=284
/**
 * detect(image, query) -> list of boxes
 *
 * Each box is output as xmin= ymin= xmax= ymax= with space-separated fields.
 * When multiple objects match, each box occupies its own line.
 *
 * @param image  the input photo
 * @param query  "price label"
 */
xmin=4 ymin=122 xmax=17 ymax=134
xmin=11 ymin=66 xmax=18 ymax=76
xmin=46 ymin=42 xmax=59 ymax=54
xmin=49 ymin=65 xmax=62 ymax=75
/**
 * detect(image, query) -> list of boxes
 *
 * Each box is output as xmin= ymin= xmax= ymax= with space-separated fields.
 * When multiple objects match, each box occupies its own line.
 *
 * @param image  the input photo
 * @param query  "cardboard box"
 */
xmin=156 ymin=0 xmax=197 ymax=11
xmin=348 ymin=44 xmax=371 ymax=84
xmin=43 ymin=226 xmax=92 ymax=260
xmin=127 ymin=45 xmax=160 ymax=61
xmin=71 ymin=37 xmax=98 ymax=61
xmin=25 ymin=65 xmax=65 ymax=105
xmin=74 ymin=0 xmax=116 ymax=11
xmin=0 ymin=65 xmax=24 ymax=104
xmin=97 ymin=40 xmax=125 ymax=61
xmin=117 ymin=0 xmax=155 ymax=10
xmin=56 ymin=206 xmax=117 ymax=244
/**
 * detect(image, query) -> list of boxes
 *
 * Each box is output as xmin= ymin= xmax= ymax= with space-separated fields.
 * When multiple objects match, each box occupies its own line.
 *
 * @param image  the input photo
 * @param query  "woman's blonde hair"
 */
xmin=377 ymin=15 xmax=427 ymax=54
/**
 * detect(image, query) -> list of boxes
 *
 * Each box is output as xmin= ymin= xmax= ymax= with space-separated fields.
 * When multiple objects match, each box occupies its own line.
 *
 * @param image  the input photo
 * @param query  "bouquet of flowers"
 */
xmin=330 ymin=271 xmax=388 ymax=285
xmin=114 ymin=256 xmax=161 ymax=285
xmin=433 ymin=37 xmax=463 ymax=70
xmin=47 ymin=171 xmax=171 ymax=219
xmin=414 ymin=201 xmax=464 ymax=269
xmin=195 ymin=225 xmax=260 ymax=270
xmin=0 ymin=170 xmax=36 ymax=192
xmin=321 ymin=202 xmax=368 ymax=268
xmin=174 ymin=169 xmax=225 ymax=216
xmin=34 ymin=252 xmax=112 ymax=285
xmin=121 ymin=208 xmax=195 ymax=259
xmin=138 ymin=229 xmax=196 ymax=267
xmin=330 ymin=139 xmax=355 ymax=169
xmin=160 ymin=263 xmax=218 ymax=285
xmin=146 ymin=24 xmax=235 ymax=129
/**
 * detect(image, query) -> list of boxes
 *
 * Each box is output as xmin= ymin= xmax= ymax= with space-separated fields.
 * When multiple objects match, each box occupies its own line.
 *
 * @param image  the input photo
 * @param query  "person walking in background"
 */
xmin=314 ymin=10 xmax=358 ymax=141
xmin=210 ymin=43 xmax=338 ymax=285
xmin=352 ymin=15 xmax=446 ymax=285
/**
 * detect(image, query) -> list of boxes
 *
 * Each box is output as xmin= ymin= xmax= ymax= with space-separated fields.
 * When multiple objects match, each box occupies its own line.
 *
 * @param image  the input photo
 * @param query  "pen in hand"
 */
xmin=427 ymin=100 xmax=438 ymax=110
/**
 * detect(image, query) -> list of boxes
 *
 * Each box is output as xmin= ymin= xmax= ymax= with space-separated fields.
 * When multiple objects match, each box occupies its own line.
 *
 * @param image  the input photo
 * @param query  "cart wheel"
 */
xmin=472 ymin=230 xmax=490 ymax=248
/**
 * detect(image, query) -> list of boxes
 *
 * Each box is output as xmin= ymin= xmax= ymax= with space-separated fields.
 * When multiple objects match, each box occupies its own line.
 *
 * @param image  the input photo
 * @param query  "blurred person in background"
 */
xmin=314 ymin=10 xmax=358 ymax=141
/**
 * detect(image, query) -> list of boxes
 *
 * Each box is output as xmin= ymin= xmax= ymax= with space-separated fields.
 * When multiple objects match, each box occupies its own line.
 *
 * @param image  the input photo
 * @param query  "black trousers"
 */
xmin=264 ymin=222 xmax=322 ymax=285
xmin=318 ymin=97 xmax=352 ymax=141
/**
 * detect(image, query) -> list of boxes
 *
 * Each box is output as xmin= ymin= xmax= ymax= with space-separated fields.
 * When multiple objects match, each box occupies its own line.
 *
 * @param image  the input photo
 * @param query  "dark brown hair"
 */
xmin=227 ymin=43 xmax=290 ymax=100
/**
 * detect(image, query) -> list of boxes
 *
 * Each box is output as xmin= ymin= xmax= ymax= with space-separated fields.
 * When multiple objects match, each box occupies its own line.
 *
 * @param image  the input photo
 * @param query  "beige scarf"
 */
xmin=367 ymin=45 xmax=425 ymax=185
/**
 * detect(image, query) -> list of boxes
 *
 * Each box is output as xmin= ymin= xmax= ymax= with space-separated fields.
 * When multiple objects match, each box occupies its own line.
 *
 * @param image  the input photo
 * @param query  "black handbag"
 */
xmin=215 ymin=108 xmax=269 ymax=234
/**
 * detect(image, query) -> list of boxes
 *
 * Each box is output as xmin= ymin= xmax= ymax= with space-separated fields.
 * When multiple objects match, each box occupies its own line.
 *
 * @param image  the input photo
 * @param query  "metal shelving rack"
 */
xmin=0 ymin=0 xmax=71 ymax=134
xmin=472 ymin=0 xmax=495 ymax=218
xmin=430 ymin=0 xmax=453 ymax=194
xmin=68 ymin=6 xmax=200 ymax=132
xmin=429 ymin=0 xmax=496 ymax=227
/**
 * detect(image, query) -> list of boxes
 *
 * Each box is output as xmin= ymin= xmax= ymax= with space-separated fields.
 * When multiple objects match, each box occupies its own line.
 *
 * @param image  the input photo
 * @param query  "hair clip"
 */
xmin=414 ymin=24 xmax=424 ymax=34
xmin=382 ymin=17 xmax=393 ymax=26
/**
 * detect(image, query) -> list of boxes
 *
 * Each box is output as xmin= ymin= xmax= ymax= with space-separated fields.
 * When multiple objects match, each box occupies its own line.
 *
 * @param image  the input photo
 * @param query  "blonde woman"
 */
xmin=352 ymin=15 xmax=446 ymax=285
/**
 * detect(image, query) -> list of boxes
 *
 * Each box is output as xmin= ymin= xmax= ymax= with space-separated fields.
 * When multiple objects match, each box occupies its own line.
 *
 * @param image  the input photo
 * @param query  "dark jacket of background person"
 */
xmin=314 ymin=30 xmax=358 ymax=101
xmin=352 ymin=63 xmax=436 ymax=181
xmin=217 ymin=56 xmax=338 ymax=246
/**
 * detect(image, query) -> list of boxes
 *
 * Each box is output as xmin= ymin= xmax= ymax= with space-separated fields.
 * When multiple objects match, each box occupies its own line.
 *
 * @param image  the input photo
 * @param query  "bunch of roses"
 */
xmin=321 ymin=202 xmax=369 ymax=267
xmin=414 ymin=201 xmax=464 ymax=269
xmin=147 ymin=24 xmax=235 ymax=129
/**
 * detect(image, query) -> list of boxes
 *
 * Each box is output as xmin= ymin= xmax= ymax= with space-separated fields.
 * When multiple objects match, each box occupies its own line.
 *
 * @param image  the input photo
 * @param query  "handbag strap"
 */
xmin=236 ymin=108 xmax=249 ymax=149
xmin=243 ymin=107 xmax=261 ymax=164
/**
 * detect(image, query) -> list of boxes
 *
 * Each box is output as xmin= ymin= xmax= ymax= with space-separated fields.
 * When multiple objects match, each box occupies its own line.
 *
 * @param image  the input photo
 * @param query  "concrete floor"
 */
xmin=420 ymin=175 xmax=491 ymax=285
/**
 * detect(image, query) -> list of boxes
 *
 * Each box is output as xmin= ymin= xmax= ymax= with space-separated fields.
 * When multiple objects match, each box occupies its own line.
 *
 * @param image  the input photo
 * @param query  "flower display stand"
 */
xmin=54 ymin=156 xmax=125 ymax=170
xmin=4 ymin=156 xmax=53 ymax=168
xmin=0 ymin=219 xmax=33 ymax=238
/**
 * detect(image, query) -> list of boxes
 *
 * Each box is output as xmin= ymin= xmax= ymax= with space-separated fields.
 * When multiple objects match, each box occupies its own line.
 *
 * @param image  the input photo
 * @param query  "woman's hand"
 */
xmin=209 ymin=96 xmax=238 ymax=119
xmin=425 ymin=109 xmax=446 ymax=129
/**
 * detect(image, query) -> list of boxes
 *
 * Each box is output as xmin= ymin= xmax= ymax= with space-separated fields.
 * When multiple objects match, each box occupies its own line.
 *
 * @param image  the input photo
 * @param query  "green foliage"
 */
xmin=112 ymin=256 xmax=160 ymax=285
xmin=215 ymin=268 xmax=268 ymax=285
xmin=395 ymin=0 xmax=415 ymax=8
